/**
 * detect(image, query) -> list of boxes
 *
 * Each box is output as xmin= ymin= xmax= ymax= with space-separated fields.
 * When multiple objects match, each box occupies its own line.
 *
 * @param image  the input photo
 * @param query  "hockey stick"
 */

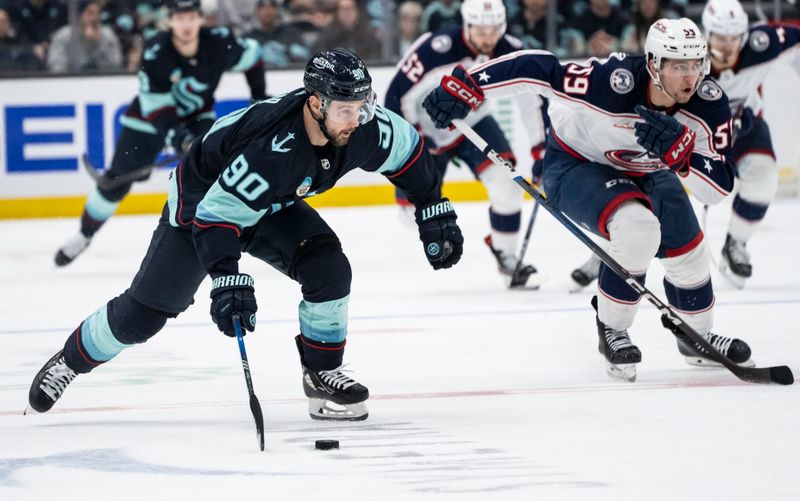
xmin=452 ymin=118 xmax=793 ymax=385
xmin=232 ymin=314 xmax=265 ymax=451
xmin=81 ymin=153 xmax=179 ymax=191
xmin=512 ymin=199 xmax=540 ymax=285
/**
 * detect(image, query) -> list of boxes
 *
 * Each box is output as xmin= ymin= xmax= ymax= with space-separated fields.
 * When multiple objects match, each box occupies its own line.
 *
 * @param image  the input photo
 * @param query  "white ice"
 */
xmin=1 ymin=197 xmax=799 ymax=500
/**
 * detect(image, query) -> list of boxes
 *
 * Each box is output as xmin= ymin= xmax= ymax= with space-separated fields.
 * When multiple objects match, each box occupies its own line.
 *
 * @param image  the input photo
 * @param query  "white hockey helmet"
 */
xmin=702 ymin=0 xmax=749 ymax=48
xmin=461 ymin=0 xmax=507 ymax=33
xmin=645 ymin=17 xmax=710 ymax=88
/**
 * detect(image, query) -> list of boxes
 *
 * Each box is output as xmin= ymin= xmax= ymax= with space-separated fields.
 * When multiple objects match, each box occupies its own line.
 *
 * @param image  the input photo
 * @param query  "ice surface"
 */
xmin=1 ymin=198 xmax=798 ymax=500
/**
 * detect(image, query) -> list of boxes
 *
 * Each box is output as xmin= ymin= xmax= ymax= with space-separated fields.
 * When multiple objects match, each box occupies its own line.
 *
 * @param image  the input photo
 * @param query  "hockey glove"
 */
xmin=210 ymin=273 xmax=258 ymax=336
xmin=634 ymin=105 xmax=695 ymax=174
xmin=423 ymin=65 xmax=485 ymax=129
xmin=415 ymin=198 xmax=464 ymax=270
xmin=168 ymin=126 xmax=196 ymax=155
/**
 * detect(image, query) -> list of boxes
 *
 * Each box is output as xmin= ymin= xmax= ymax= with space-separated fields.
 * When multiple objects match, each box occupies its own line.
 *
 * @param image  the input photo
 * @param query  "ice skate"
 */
xmin=592 ymin=297 xmax=641 ymax=382
xmin=484 ymin=235 xmax=546 ymax=289
xmin=296 ymin=335 xmax=369 ymax=421
xmin=54 ymin=233 xmax=91 ymax=267
xmin=570 ymin=254 xmax=601 ymax=292
xmin=719 ymin=234 xmax=751 ymax=289
xmin=25 ymin=350 xmax=78 ymax=414
xmin=660 ymin=315 xmax=754 ymax=368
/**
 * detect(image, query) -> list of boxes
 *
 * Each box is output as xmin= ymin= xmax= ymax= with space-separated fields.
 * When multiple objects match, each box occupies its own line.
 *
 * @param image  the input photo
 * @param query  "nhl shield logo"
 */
xmin=610 ymin=68 xmax=634 ymax=94
xmin=296 ymin=176 xmax=313 ymax=197
xmin=321 ymin=158 xmax=331 ymax=170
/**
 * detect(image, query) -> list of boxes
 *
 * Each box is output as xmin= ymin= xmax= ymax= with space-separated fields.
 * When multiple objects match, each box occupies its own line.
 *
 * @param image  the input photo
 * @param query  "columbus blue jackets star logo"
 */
xmin=478 ymin=71 xmax=491 ymax=83
xmin=703 ymin=159 xmax=713 ymax=173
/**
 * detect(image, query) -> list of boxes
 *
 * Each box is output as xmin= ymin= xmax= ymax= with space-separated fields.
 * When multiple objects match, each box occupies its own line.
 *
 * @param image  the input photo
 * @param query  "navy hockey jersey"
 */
xmin=468 ymin=51 xmax=736 ymax=205
xmin=385 ymin=26 xmax=531 ymax=149
xmin=167 ymin=89 xmax=440 ymax=276
xmin=122 ymin=26 xmax=264 ymax=136
xmin=711 ymin=24 xmax=800 ymax=117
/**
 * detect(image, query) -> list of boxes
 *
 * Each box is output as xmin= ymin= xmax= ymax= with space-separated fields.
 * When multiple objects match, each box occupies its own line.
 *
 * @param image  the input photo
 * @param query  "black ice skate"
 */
xmin=592 ymin=297 xmax=641 ymax=382
xmin=25 ymin=350 xmax=78 ymax=414
xmin=295 ymin=335 xmax=369 ymax=421
xmin=54 ymin=233 xmax=91 ymax=267
xmin=660 ymin=315 xmax=754 ymax=368
xmin=570 ymin=254 xmax=601 ymax=292
xmin=484 ymin=235 xmax=545 ymax=289
xmin=719 ymin=234 xmax=751 ymax=289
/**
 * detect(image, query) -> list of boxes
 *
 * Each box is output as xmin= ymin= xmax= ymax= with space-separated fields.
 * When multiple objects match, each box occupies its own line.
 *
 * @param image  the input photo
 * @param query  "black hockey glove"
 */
xmin=169 ymin=126 xmax=196 ymax=155
xmin=209 ymin=274 xmax=258 ymax=337
xmin=415 ymin=198 xmax=464 ymax=270
xmin=634 ymin=105 xmax=695 ymax=174
xmin=423 ymin=65 xmax=485 ymax=129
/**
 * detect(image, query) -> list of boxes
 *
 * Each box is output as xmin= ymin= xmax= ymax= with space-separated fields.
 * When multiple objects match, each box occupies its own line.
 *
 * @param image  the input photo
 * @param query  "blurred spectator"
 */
xmin=246 ymin=0 xmax=310 ymax=68
xmin=285 ymin=0 xmax=323 ymax=50
xmin=507 ymin=0 xmax=582 ymax=57
xmin=47 ymin=0 xmax=123 ymax=72
xmin=572 ymin=0 xmax=629 ymax=57
xmin=213 ymin=0 xmax=259 ymax=33
xmin=420 ymin=0 xmax=460 ymax=33
xmin=314 ymin=0 xmax=380 ymax=61
xmin=396 ymin=0 xmax=421 ymax=55
xmin=1 ymin=6 xmax=43 ymax=70
xmin=621 ymin=0 xmax=668 ymax=54
xmin=9 ymin=0 xmax=67 ymax=64
xmin=135 ymin=1 xmax=169 ymax=41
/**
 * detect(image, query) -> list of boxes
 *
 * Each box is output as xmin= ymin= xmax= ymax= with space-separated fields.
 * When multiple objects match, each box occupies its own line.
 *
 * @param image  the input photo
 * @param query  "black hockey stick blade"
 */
xmin=81 ymin=153 xmax=179 ymax=191
xmin=233 ymin=315 xmax=266 ymax=451
xmin=451 ymin=119 xmax=794 ymax=386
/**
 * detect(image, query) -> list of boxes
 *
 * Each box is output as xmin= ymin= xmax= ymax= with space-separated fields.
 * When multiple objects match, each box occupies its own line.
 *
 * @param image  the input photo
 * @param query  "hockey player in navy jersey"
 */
xmin=423 ymin=17 xmax=756 ymax=381
xmin=385 ymin=0 xmax=547 ymax=288
xmin=55 ymin=0 xmax=267 ymax=267
xmin=27 ymin=49 xmax=463 ymax=421
xmin=702 ymin=0 xmax=800 ymax=286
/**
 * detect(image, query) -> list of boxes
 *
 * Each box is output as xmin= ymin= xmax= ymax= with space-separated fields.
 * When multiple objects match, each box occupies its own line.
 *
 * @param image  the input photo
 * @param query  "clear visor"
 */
xmin=659 ymin=59 xmax=705 ymax=77
xmin=322 ymin=90 xmax=377 ymax=125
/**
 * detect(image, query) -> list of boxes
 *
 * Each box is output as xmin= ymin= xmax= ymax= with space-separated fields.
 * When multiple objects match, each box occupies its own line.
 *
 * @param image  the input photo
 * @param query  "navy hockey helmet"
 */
xmin=304 ymin=48 xmax=376 ymax=124
xmin=169 ymin=0 xmax=201 ymax=13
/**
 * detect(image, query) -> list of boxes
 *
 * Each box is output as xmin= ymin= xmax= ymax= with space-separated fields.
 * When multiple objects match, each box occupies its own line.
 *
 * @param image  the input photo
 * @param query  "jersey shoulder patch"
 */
xmin=697 ymin=79 xmax=724 ymax=101
xmin=748 ymin=28 xmax=771 ymax=53
xmin=609 ymin=67 xmax=635 ymax=94
xmin=430 ymin=34 xmax=453 ymax=53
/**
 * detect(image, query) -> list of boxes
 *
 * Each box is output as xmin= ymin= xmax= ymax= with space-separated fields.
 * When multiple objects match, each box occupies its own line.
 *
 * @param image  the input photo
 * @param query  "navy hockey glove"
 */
xmin=210 ymin=274 xmax=258 ymax=337
xmin=415 ymin=198 xmax=464 ymax=270
xmin=634 ymin=105 xmax=695 ymax=174
xmin=423 ymin=65 xmax=485 ymax=129
xmin=168 ymin=126 xmax=196 ymax=155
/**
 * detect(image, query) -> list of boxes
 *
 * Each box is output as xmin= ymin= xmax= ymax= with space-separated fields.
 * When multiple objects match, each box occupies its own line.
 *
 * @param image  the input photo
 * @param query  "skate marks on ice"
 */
xmin=274 ymin=421 xmax=609 ymax=493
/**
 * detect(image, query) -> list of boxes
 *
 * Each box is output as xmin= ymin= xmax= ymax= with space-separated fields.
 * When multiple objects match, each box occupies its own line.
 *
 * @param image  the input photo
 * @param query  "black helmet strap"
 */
xmin=306 ymin=96 xmax=335 ymax=143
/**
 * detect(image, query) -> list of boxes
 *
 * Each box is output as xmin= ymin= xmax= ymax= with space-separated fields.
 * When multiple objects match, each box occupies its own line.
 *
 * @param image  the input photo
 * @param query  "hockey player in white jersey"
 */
xmin=570 ymin=1 xmax=800 ymax=290
xmin=385 ymin=0 xmax=548 ymax=288
xmin=702 ymin=0 xmax=800 ymax=287
xmin=423 ymin=18 xmax=756 ymax=381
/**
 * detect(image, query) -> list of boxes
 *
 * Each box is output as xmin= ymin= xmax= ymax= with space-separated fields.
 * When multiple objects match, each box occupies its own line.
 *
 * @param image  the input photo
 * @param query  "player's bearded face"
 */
xmin=170 ymin=11 xmax=203 ymax=44
xmin=658 ymin=58 xmax=704 ymax=104
xmin=467 ymin=25 xmax=503 ymax=54
xmin=323 ymin=100 xmax=364 ymax=146
xmin=708 ymin=33 xmax=743 ymax=69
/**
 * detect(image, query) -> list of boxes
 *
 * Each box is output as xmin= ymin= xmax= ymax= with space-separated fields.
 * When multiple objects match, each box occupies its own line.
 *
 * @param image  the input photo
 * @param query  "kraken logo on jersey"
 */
xmin=610 ymin=68 xmax=634 ymax=94
xmin=172 ymin=76 xmax=210 ymax=117
xmin=296 ymin=176 xmax=313 ymax=196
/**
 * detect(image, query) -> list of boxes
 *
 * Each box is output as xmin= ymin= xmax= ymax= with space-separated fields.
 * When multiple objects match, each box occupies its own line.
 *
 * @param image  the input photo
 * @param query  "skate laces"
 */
xmin=40 ymin=357 xmax=77 ymax=401
xmin=60 ymin=234 xmax=90 ymax=258
xmin=604 ymin=328 xmax=635 ymax=351
xmin=318 ymin=364 xmax=358 ymax=391
xmin=703 ymin=333 xmax=734 ymax=355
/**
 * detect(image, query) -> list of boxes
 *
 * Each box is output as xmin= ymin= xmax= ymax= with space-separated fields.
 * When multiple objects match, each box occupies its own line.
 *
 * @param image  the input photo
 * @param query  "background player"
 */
xmin=702 ymin=0 xmax=800 ymax=287
xmin=55 ymin=0 xmax=266 ymax=266
xmin=385 ymin=0 xmax=547 ymax=288
xmin=422 ymin=18 xmax=756 ymax=381
xmin=28 ymin=49 xmax=463 ymax=422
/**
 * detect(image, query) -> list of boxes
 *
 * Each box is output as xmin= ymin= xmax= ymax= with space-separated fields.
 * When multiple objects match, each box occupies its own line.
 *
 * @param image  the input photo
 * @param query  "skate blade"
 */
xmin=508 ymin=272 xmax=549 ymax=290
xmin=683 ymin=355 xmax=756 ymax=368
xmin=605 ymin=361 xmax=637 ymax=382
xmin=717 ymin=258 xmax=746 ymax=289
xmin=23 ymin=405 xmax=40 ymax=415
xmin=568 ymin=279 xmax=593 ymax=294
xmin=308 ymin=398 xmax=368 ymax=421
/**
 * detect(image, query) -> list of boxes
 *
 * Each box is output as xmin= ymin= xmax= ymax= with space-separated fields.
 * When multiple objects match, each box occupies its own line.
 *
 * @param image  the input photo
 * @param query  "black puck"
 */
xmin=315 ymin=439 xmax=339 ymax=450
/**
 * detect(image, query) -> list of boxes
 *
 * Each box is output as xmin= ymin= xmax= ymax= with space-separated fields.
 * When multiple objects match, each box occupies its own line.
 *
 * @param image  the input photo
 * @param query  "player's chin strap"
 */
xmin=646 ymin=59 xmax=704 ymax=103
xmin=306 ymin=98 xmax=336 ymax=143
